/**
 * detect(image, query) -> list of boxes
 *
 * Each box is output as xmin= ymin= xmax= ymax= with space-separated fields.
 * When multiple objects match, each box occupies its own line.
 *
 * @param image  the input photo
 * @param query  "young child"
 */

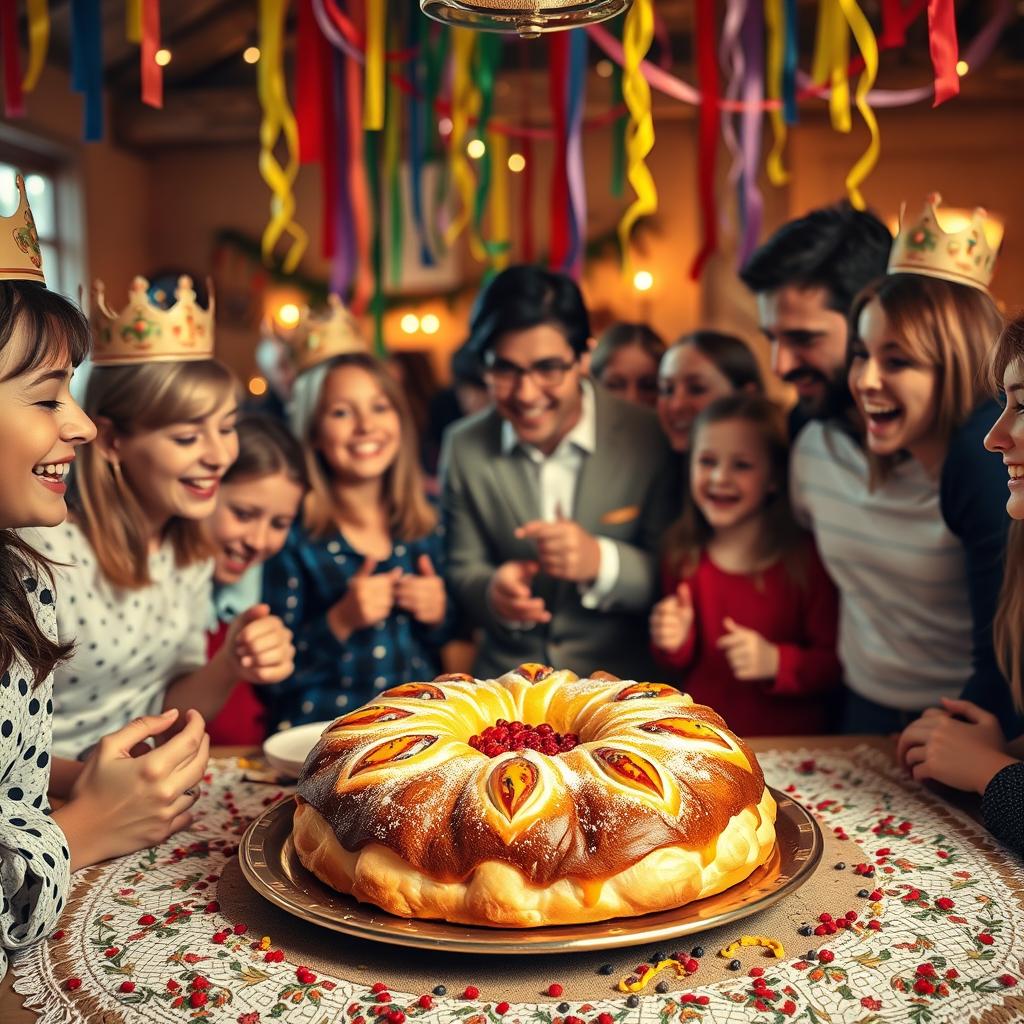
xmin=650 ymin=394 xmax=840 ymax=736
xmin=0 ymin=182 xmax=208 ymax=979
xmin=206 ymin=415 xmax=307 ymax=745
xmin=23 ymin=276 xmax=294 ymax=764
xmin=264 ymin=331 xmax=453 ymax=729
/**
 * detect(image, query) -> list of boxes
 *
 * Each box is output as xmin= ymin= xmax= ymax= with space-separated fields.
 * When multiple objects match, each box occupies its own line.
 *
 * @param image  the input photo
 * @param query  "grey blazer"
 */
xmin=439 ymin=387 xmax=677 ymax=681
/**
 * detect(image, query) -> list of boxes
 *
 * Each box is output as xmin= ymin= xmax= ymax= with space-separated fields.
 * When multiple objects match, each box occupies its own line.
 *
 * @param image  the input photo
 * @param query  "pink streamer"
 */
xmin=719 ymin=0 xmax=748 ymax=240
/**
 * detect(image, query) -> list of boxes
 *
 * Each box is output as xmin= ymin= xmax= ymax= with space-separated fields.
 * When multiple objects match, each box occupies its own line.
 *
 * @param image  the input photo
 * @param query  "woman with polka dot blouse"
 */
xmin=262 ymin=352 xmax=454 ymax=730
xmin=0 ymin=230 xmax=209 ymax=980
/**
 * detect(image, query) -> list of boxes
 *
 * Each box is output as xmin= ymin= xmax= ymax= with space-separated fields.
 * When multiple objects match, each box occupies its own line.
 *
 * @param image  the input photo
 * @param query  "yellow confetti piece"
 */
xmin=259 ymin=935 xmax=272 ymax=951
xmin=719 ymin=934 xmax=785 ymax=959
xmin=617 ymin=959 xmax=687 ymax=994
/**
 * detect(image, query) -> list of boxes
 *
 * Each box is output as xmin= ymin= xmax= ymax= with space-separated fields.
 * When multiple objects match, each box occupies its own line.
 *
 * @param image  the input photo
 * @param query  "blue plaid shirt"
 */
xmin=261 ymin=520 xmax=455 ymax=730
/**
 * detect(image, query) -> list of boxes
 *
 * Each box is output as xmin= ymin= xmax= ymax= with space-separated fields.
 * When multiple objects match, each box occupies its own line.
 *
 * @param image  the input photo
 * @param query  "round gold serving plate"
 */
xmin=239 ymin=787 xmax=821 ymax=955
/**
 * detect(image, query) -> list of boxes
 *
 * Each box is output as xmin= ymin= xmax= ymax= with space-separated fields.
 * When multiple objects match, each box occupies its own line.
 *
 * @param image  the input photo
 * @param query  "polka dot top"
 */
xmin=21 ymin=523 xmax=213 ymax=759
xmin=0 ymin=574 xmax=71 ymax=981
xmin=982 ymin=761 xmax=1024 ymax=853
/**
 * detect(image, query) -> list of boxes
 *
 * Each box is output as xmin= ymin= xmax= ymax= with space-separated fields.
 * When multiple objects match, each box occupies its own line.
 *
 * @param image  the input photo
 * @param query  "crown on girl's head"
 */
xmin=888 ymin=193 xmax=1003 ymax=292
xmin=278 ymin=294 xmax=368 ymax=375
xmin=91 ymin=275 xmax=215 ymax=365
xmin=0 ymin=174 xmax=45 ymax=284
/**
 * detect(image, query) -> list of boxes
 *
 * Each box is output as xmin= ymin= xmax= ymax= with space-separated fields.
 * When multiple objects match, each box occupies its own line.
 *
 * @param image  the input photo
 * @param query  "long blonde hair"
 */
xmin=991 ymin=313 xmax=1024 ymax=710
xmin=289 ymin=353 xmax=436 ymax=541
xmin=850 ymin=274 xmax=1003 ymax=485
xmin=71 ymin=359 xmax=238 ymax=588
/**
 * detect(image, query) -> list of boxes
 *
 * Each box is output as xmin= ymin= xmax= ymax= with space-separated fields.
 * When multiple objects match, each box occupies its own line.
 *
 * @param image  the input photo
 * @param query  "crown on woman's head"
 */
xmin=278 ymin=294 xmax=368 ymax=375
xmin=0 ymin=174 xmax=45 ymax=284
xmin=91 ymin=275 xmax=215 ymax=365
xmin=888 ymin=193 xmax=1003 ymax=292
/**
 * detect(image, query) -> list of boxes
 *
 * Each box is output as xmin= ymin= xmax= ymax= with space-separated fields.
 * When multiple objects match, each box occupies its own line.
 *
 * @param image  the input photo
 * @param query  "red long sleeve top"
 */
xmin=654 ymin=539 xmax=841 ymax=737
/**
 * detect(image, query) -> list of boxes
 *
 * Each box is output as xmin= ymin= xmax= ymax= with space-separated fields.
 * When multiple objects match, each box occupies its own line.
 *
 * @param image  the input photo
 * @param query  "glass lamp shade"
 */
xmin=419 ymin=0 xmax=632 ymax=38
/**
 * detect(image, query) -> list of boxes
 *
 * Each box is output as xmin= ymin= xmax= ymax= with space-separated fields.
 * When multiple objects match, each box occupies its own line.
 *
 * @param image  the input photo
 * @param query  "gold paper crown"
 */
xmin=91 ymin=275 xmax=215 ymax=365
xmin=0 ymin=174 xmax=45 ymax=284
xmin=420 ymin=0 xmax=631 ymax=37
xmin=888 ymin=193 xmax=1003 ymax=292
xmin=278 ymin=294 xmax=368 ymax=375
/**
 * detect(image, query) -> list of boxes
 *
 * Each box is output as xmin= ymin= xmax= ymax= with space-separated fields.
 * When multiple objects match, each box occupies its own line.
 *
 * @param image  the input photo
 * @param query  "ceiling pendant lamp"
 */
xmin=419 ymin=1 xmax=632 ymax=39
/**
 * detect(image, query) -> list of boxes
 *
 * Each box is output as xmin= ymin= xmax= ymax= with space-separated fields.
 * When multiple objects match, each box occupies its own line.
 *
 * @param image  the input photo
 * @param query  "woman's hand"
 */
xmin=227 ymin=604 xmax=296 ymax=684
xmin=327 ymin=558 xmax=402 ymax=641
xmin=716 ymin=617 xmax=781 ymax=682
xmin=394 ymin=555 xmax=446 ymax=626
xmin=53 ymin=709 xmax=209 ymax=870
xmin=896 ymin=697 xmax=1017 ymax=795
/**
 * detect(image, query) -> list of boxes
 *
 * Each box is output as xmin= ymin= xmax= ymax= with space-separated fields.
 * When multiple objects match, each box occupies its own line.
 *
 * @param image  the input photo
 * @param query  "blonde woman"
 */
xmin=262 ymin=352 xmax=453 ymax=729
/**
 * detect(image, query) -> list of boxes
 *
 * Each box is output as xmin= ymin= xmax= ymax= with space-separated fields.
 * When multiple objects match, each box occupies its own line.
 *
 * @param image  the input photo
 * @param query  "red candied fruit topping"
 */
xmin=469 ymin=720 xmax=579 ymax=758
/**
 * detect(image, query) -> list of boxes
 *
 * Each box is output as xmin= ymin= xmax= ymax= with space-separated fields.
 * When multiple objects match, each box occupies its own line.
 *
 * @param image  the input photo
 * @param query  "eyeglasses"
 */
xmin=483 ymin=354 xmax=578 ymax=391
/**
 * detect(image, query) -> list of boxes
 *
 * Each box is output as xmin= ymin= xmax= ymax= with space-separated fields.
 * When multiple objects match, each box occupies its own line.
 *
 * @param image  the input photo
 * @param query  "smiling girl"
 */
xmin=650 ymin=395 xmax=840 ymax=736
xmin=263 ymin=352 xmax=453 ymax=729
xmin=24 ymin=277 xmax=293 ymax=762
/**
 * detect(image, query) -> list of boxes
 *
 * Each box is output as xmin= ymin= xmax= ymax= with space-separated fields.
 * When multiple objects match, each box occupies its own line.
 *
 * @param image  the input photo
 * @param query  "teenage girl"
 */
xmin=591 ymin=322 xmax=665 ymax=408
xmin=0 ymin=243 xmax=207 ymax=977
xmin=650 ymin=394 xmax=840 ymax=736
xmin=263 ymin=352 xmax=453 ymax=729
xmin=206 ymin=415 xmax=307 ymax=744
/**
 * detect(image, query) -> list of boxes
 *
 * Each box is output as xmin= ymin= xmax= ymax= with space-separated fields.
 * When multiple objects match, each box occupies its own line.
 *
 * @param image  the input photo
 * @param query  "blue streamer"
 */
xmin=70 ymin=0 xmax=103 ymax=141
xmin=564 ymin=29 xmax=588 ymax=275
xmin=783 ymin=0 xmax=799 ymax=124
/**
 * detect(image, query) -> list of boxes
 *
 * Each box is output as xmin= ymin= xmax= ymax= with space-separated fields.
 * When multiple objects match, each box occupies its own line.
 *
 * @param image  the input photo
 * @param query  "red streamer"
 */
xmin=690 ymin=0 xmax=718 ymax=280
xmin=140 ymin=0 xmax=162 ymax=109
xmin=548 ymin=34 xmax=571 ymax=272
xmin=927 ymin=0 xmax=960 ymax=106
xmin=0 ymin=0 xmax=24 ymax=118
xmin=296 ymin=0 xmax=325 ymax=162
xmin=345 ymin=43 xmax=372 ymax=315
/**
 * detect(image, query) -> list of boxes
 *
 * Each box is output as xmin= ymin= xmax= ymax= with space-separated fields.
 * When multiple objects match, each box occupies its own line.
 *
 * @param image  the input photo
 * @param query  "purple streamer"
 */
xmin=565 ymin=29 xmax=588 ymax=278
xmin=738 ymin=1 xmax=764 ymax=266
xmin=311 ymin=0 xmax=363 ymax=63
xmin=719 ymin=0 xmax=747 ymax=240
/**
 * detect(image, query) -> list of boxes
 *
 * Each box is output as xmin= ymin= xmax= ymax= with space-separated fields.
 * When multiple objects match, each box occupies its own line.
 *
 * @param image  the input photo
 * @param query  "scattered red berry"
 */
xmin=869 ymin=889 xmax=883 ymax=901
xmin=547 ymin=983 xmax=564 ymax=997
xmin=818 ymin=913 xmax=833 ymax=923
xmin=946 ymin=968 xmax=960 ymax=979
xmin=386 ymin=1011 xmax=405 ymax=1024
xmin=204 ymin=901 xmax=220 ymax=913
xmin=371 ymin=983 xmax=389 ymax=993
xmin=375 ymin=992 xmax=392 ymax=1003
xmin=1001 ymin=975 xmax=1018 ymax=987
xmin=697 ymin=996 xmax=710 ymax=1006
xmin=104 ymin=947 xmax=119 ymax=958
xmin=233 ymin=923 xmax=248 ymax=935
xmin=118 ymin=981 xmax=136 ymax=994
xmin=978 ymin=933 xmax=995 ymax=945
xmin=211 ymin=931 xmax=227 ymax=944
xmin=167 ymin=980 xmax=181 ymax=992
xmin=916 ymin=964 xmax=937 ymax=977
xmin=867 ymin=920 xmax=882 ymax=931
xmin=782 ymin=1000 xmax=797 ymax=1015
xmin=463 ymin=985 xmax=480 ymax=999
xmin=297 ymin=967 xmax=317 ymax=985
xmin=913 ymin=978 xmax=935 ymax=996
xmin=191 ymin=977 xmax=211 ymax=991
xmin=936 ymin=898 xmax=955 ymax=910
xmin=496 ymin=1002 xmax=510 ymax=1015
xmin=817 ymin=949 xmax=835 ymax=964
xmin=418 ymin=995 xmax=433 ymax=1009
xmin=190 ymin=991 xmax=209 ymax=1008
xmin=264 ymin=949 xmax=285 ymax=963
xmin=137 ymin=914 xmax=156 ymax=926
xmin=64 ymin=978 xmax=82 ymax=991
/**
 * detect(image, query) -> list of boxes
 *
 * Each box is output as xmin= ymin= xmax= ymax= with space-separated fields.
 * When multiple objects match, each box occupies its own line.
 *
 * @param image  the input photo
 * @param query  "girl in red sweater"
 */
xmin=650 ymin=394 xmax=840 ymax=735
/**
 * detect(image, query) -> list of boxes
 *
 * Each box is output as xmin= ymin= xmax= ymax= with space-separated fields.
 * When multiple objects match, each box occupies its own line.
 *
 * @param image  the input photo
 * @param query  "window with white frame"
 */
xmin=0 ymin=161 xmax=64 ymax=295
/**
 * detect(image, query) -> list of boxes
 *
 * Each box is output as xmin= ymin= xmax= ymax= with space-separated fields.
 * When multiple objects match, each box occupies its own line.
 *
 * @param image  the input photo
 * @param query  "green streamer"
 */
xmin=365 ymin=129 xmax=386 ymax=356
xmin=385 ymin=20 xmax=403 ymax=288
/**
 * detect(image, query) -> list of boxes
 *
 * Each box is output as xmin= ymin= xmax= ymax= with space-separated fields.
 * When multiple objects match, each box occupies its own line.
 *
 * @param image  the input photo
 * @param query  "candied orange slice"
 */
xmin=381 ymin=682 xmax=446 ymax=701
xmin=329 ymin=706 xmax=413 ymax=730
xmin=487 ymin=757 xmax=539 ymax=820
xmin=433 ymin=672 xmax=474 ymax=683
xmin=515 ymin=663 xmax=554 ymax=682
xmin=640 ymin=718 xmax=730 ymax=746
xmin=351 ymin=735 xmax=436 ymax=775
xmin=615 ymin=682 xmax=680 ymax=701
xmin=594 ymin=748 xmax=664 ymax=797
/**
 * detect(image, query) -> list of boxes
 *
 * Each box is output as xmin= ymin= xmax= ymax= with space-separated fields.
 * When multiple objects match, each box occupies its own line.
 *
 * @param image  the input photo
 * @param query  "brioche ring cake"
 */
xmin=293 ymin=665 xmax=776 ymax=927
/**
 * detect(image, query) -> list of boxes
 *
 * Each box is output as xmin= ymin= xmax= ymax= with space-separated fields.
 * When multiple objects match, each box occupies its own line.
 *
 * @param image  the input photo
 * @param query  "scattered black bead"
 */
xmin=655 ymin=981 xmax=670 ymax=994
xmin=432 ymin=985 xmax=446 ymax=996
xmin=857 ymin=889 xmax=870 ymax=898
xmin=690 ymin=946 xmax=705 ymax=958
xmin=652 ymin=951 xmax=667 ymax=963
xmin=728 ymin=959 xmax=741 ymax=971
xmin=557 ymin=1002 xmax=570 ymax=1013
xmin=834 ymin=862 xmax=846 ymax=870
xmin=598 ymin=964 xmax=614 ymax=976
xmin=798 ymin=924 xmax=813 ymax=936
xmin=626 ymin=995 xmax=639 ymax=1008
xmin=806 ymin=950 xmax=817 ymax=961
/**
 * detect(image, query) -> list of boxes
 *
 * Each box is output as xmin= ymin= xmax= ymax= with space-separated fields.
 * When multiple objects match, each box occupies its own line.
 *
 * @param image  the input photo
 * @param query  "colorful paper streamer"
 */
xmin=0 ymin=0 xmax=23 ymax=117
xmin=22 ymin=0 xmax=50 ymax=94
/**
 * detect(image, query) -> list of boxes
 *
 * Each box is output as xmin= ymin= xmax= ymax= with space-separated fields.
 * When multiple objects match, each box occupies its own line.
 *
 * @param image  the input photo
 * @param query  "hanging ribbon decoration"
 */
xmin=364 ymin=0 xmax=386 ymax=129
xmin=690 ymin=0 xmax=719 ymax=280
xmin=345 ymin=37 xmax=373 ymax=312
xmin=812 ymin=1 xmax=851 ymax=133
xmin=445 ymin=29 xmax=482 ymax=253
xmin=927 ymin=0 xmax=959 ymax=106
xmin=365 ymin=130 xmax=386 ymax=355
xmin=257 ymin=0 xmax=308 ymax=273
xmin=70 ymin=0 xmax=103 ymax=140
xmin=422 ymin=24 xmax=450 ymax=261
xmin=471 ymin=34 xmax=502 ymax=266
xmin=296 ymin=0 xmax=326 ymax=164
xmin=140 ymin=0 xmax=162 ymax=109
xmin=718 ymin=0 xmax=746 ymax=244
xmin=407 ymin=13 xmax=433 ymax=266
xmin=384 ymin=24 xmax=404 ymax=288
xmin=764 ymin=0 xmax=788 ymax=185
xmin=782 ymin=0 xmax=798 ymax=123
xmin=617 ymin=0 xmax=657 ymax=276
xmin=330 ymin=47 xmax=356 ymax=295
xmin=548 ymin=33 xmax=571 ymax=272
xmin=519 ymin=43 xmax=535 ymax=264
xmin=837 ymin=0 xmax=880 ymax=209
xmin=0 ymin=0 xmax=23 ymax=117
xmin=22 ymin=0 xmax=50 ymax=94
xmin=565 ymin=29 xmax=588 ymax=279
xmin=487 ymin=127 xmax=511 ymax=275
xmin=738 ymin=0 xmax=764 ymax=266
xmin=126 ymin=0 xmax=141 ymax=41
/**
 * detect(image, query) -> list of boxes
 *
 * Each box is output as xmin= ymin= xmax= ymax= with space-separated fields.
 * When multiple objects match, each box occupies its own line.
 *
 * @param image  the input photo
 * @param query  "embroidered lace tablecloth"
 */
xmin=12 ymin=747 xmax=1024 ymax=1023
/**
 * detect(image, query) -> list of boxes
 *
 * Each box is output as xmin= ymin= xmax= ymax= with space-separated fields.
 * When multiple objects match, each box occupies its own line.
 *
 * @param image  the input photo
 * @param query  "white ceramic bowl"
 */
xmin=262 ymin=721 xmax=333 ymax=779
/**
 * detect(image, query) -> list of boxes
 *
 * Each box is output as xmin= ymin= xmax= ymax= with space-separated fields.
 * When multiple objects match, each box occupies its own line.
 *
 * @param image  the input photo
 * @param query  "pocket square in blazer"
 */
xmin=601 ymin=504 xmax=640 ymax=525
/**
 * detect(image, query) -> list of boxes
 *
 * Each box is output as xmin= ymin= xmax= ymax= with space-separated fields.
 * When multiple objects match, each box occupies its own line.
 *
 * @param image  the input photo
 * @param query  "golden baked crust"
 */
xmin=293 ymin=665 xmax=777 ymax=927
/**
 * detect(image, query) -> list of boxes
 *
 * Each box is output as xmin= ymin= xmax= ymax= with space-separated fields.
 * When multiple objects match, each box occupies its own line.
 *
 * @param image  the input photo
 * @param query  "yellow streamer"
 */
xmin=258 ymin=0 xmax=308 ymax=273
xmin=837 ymin=0 xmax=880 ymax=210
xmin=364 ymin=0 xmax=386 ymax=131
xmin=22 ymin=0 xmax=49 ymax=93
xmin=812 ymin=1 xmax=850 ymax=134
xmin=444 ymin=29 xmax=484 ymax=259
xmin=126 ymin=0 xmax=141 ymax=43
xmin=617 ymin=0 xmax=658 ymax=276
xmin=488 ymin=128 xmax=510 ymax=273
xmin=764 ymin=0 xmax=788 ymax=186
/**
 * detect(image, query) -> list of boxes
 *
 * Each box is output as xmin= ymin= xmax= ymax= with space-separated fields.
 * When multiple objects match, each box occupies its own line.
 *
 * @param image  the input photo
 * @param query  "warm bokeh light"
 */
xmin=596 ymin=59 xmax=614 ymax=79
xmin=25 ymin=175 xmax=44 ymax=196
xmin=276 ymin=302 xmax=301 ymax=327
xmin=400 ymin=313 xmax=421 ymax=334
xmin=243 ymin=46 xmax=261 ymax=64
xmin=438 ymin=117 xmax=453 ymax=136
xmin=155 ymin=49 xmax=172 ymax=67
xmin=508 ymin=153 xmax=527 ymax=173
xmin=633 ymin=270 xmax=654 ymax=292
xmin=467 ymin=138 xmax=486 ymax=160
xmin=421 ymin=313 xmax=440 ymax=335
xmin=956 ymin=60 xmax=969 ymax=76
xmin=248 ymin=375 xmax=268 ymax=397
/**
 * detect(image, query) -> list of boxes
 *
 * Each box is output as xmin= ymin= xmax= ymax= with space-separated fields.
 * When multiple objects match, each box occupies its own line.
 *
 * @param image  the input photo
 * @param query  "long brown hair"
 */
xmin=991 ymin=313 xmax=1024 ymax=710
xmin=225 ymin=415 xmax=308 ymax=490
xmin=289 ymin=353 xmax=436 ymax=541
xmin=70 ymin=359 xmax=238 ymax=588
xmin=0 ymin=282 xmax=90 ymax=683
xmin=662 ymin=394 xmax=806 ymax=584
xmin=850 ymin=274 xmax=1003 ymax=485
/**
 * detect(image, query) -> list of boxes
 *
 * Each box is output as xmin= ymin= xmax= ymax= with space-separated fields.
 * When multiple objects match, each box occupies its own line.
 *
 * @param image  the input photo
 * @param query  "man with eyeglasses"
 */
xmin=440 ymin=265 xmax=676 ymax=680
